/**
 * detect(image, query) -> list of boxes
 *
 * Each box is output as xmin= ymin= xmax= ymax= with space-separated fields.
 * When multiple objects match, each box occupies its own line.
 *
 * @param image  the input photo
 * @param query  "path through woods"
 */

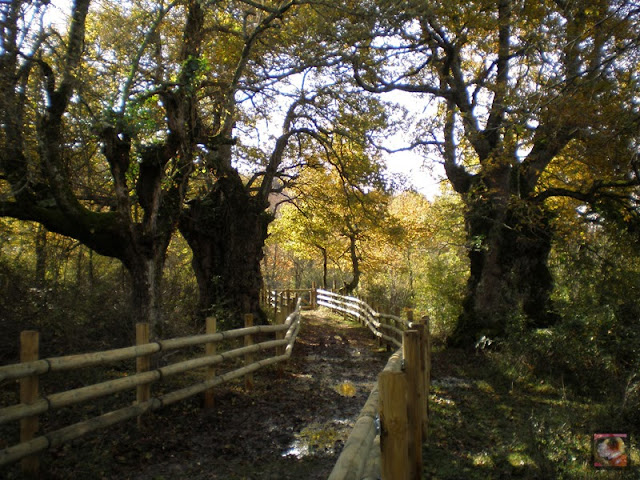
xmin=30 ymin=311 xmax=388 ymax=480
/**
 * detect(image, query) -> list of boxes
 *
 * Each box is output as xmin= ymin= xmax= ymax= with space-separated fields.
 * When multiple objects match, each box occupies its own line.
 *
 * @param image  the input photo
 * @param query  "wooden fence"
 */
xmin=320 ymin=289 xmax=431 ymax=480
xmin=263 ymin=284 xmax=318 ymax=313
xmin=316 ymin=289 xmax=410 ymax=349
xmin=0 ymin=298 xmax=303 ymax=475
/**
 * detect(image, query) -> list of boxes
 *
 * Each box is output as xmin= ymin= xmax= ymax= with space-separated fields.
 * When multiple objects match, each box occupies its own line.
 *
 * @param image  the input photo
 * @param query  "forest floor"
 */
xmin=3 ymin=310 xmax=639 ymax=479
xmin=426 ymin=348 xmax=640 ymax=479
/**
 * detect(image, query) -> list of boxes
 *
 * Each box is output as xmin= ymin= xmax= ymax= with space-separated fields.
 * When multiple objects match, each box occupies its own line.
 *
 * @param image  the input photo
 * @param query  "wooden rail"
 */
xmin=316 ymin=288 xmax=409 ymax=348
xmin=2 ymin=287 xmax=429 ymax=479
xmin=0 ymin=298 xmax=303 ymax=472
xmin=263 ymin=284 xmax=317 ymax=313
xmin=321 ymin=290 xmax=431 ymax=480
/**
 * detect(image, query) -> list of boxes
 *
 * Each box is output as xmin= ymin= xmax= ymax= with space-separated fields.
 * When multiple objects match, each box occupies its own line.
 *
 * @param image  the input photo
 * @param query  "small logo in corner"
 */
xmin=593 ymin=433 xmax=630 ymax=468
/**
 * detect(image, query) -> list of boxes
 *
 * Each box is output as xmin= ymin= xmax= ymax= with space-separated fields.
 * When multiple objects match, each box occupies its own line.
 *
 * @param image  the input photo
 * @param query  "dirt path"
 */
xmin=26 ymin=311 xmax=388 ymax=480
xmin=11 ymin=310 xmax=634 ymax=479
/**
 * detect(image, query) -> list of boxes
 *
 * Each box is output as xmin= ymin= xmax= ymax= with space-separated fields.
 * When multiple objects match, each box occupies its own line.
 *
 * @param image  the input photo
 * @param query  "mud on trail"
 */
xmin=19 ymin=311 xmax=389 ymax=480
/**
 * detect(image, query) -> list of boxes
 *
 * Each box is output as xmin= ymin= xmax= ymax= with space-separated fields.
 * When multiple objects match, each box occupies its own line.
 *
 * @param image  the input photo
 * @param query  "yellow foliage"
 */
xmin=334 ymin=381 xmax=357 ymax=397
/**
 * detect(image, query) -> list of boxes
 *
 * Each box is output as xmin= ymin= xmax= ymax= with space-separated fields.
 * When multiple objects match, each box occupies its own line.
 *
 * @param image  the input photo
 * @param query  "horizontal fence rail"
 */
xmin=316 ymin=289 xmax=409 ymax=349
xmin=2 ymin=287 xmax=430 ymax=479
xmin=0 ymin=298 xmax=303 ymax=471
xmin=263 ymin=285 xmax=318 ymax=313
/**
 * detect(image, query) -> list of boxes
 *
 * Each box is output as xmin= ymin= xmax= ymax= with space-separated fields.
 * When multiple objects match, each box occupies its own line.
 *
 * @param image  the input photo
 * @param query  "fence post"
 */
xmin=403 ymin=330 xmax=424 ymax=479
xmin=413 ymin=320 xmax=429 ymax=440
xmin=20 ymin=330 xmax=40 ymax=477
xmin=311 ymin=282 xmax=317 ymax=309
xmin=204 ymin=316 xmax=217 ymax=408
xmin=136 ymin=323 xmax=151 ymax=427
xmin=275 ymin=305 xmax=285 ymax=375
xmin=244 ymin=313 xmax=254 ymax=390
xmin=379 ymin=370 xmax=409 ymax=480
xmin=273 ymin=291 xmax=279 ymax=320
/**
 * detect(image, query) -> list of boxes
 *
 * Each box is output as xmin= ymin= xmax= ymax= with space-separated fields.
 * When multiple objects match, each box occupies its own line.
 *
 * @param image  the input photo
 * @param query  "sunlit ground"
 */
xmin=423 ymin=348 xmax=640 ymax=479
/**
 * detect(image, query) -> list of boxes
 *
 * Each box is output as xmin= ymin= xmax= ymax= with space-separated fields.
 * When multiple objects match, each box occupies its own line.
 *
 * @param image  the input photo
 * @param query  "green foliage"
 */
xmin=550 ymin=209 xmax=640 ymax=386
xmin=429 ymin=323 xmax=640 ymax=479
xmin=357 ymin=189 xmax=468 ymax=337
xmin=491 ymin=208 xmax=640 ymax=429
xmin=424 ymin=348 xmax=622 ymax=480
xmin=0 ymin=220 xmax=199 ymax=359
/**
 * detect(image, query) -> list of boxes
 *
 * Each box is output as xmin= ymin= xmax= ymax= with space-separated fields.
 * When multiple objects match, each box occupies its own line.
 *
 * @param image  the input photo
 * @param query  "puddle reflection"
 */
xmin=282 ymin=420 xmax=352 ymax=459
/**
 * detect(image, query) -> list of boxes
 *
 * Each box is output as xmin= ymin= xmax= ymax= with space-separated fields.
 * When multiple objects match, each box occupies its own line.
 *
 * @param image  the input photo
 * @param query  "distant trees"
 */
xmin=268 ymin=184 xmax=470 ymax=337
xmin=382 ymin=190 xmax=468 ymax=326
xmin=344 ymin=0 xmax=640 ymax=344
xmin=270 ymin=153 xmax=391 ymax=294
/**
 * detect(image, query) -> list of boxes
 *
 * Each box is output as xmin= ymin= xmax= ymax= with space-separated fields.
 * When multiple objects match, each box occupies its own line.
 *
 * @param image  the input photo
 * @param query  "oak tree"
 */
xmin=346 ymin=0 xmax=640 ymax=344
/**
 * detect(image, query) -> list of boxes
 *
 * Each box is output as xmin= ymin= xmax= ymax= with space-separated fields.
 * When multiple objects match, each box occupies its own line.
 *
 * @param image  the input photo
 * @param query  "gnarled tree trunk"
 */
xmin=180 ymin=172 xmax=272 ymax=326
xmin=449 ymin=190 xmax=558 ymax=346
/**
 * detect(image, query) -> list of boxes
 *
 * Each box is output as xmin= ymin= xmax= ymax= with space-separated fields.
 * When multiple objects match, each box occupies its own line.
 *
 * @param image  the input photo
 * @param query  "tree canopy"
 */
xmin=336 ymin=0 xmax=640 ymax=343
xmin=1 ymin=0 xmax=639 ymax=345
xmin=0 ymin=0 xmax=384 ymax=332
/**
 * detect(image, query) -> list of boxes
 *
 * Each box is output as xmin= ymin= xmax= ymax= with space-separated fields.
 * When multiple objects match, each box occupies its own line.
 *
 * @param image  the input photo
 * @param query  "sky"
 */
xmin=380 ymin=90 xmax=446 ymax=198
xmin=385 ymin=149 xmax=446 ymax=199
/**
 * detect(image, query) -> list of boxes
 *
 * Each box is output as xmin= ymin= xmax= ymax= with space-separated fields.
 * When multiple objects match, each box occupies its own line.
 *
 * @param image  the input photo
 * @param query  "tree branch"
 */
xmin=533 ymin=179 xmax=638 ymax=203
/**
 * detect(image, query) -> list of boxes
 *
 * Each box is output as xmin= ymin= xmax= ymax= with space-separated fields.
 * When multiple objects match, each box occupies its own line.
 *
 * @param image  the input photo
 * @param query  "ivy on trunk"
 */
xmin=451 ymin=192 xmax=558 ymax=345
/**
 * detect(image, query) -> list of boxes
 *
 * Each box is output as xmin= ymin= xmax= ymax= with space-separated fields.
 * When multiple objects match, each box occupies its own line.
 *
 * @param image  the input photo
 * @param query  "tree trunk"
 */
xmin=316 ymin=245 xmax=328 ymax=288
xmin=293 ymin=259 xmax=304 ymax=289
xmin=449 ymin=197 xmax=558 ymax=346
xmin=34 ymin=225 xmax=48 ymax=287
xmin=125 ymin=252 xmax=166 ymax=339
xmin=322 ymin=251 xmax=328 ymax=289
xmin=180 ymin=175 xmax=272 ymax=327
xmin=341 ymin=232 xmax=360 ymax=295
xmin=88 ymin=249 xmax=95 ymax=292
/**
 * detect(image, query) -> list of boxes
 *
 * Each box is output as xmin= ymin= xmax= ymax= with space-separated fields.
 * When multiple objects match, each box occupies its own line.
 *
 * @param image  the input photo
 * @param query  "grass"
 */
xmin=423 ymin=347 xmax=640 ymax=479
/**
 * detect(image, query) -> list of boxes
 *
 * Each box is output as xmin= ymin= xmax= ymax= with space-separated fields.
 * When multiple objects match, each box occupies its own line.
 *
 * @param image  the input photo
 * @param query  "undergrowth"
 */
xmin=424 ymin=345 xmax=639 ymax=479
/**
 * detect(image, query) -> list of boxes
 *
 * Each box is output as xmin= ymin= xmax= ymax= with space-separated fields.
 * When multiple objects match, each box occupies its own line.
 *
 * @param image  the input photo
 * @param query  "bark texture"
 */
xmin=450 ymin=193 xmax=558 ymax=346
xmin=180 ymin=170 xmax=272 ymax=326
